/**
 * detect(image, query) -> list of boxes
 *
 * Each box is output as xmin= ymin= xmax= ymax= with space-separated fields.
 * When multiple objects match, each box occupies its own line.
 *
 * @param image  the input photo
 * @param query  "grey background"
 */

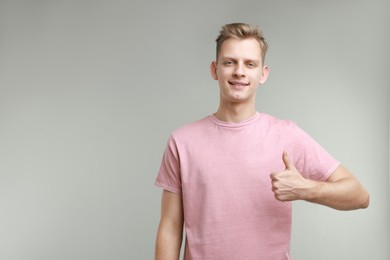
xmin=0 ymin=1 xmax=388 ymax=259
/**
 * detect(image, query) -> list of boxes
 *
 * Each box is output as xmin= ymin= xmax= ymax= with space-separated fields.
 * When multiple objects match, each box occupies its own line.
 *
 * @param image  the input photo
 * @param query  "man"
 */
xmin=154 ymin=23 xmax=369 ymax=260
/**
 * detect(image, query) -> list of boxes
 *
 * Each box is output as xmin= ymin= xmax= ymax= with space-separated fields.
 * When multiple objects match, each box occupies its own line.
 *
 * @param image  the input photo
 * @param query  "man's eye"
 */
xmin=224 ymin=61 xmax=234 ymax=65
xmin=247 ymin=63 xmax=256 ymax=67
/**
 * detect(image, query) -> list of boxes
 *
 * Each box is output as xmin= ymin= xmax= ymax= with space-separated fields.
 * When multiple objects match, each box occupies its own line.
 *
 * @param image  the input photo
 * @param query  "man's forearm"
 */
xmin=155 ymin=223 xmax=183 ymax=260
xmin=303 ymin=171 xmax=369 ymax=210
xmin=271 ymin=160 xmax=370 ymax=210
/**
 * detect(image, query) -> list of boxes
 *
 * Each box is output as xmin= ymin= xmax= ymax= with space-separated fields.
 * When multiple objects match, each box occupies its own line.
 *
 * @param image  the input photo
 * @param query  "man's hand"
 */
xmin=270 ymin=151 xmax=316 ymax=202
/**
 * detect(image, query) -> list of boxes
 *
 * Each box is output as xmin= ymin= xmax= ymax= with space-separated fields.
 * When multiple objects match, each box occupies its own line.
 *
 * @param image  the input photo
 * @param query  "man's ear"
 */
xmin=259 ymin=65 xmax=269 ymax=84
xmin=210 ymin=61 xmax=218 ymax=80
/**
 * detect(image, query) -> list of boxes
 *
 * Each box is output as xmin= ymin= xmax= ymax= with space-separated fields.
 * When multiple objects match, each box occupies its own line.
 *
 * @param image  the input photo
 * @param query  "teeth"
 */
xmin=229 ymin=81 xmax=248 ymax=86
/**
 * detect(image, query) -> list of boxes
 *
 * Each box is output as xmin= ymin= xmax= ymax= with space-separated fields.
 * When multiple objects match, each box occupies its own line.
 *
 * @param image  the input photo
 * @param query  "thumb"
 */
xmin=282 ymin=151 xmax=294 ymax=170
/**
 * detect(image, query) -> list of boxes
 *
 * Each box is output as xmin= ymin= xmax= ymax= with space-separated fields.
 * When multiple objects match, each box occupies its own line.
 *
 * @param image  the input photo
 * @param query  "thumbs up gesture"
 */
xmin=270 ymin=151 xmax=315 ymax=202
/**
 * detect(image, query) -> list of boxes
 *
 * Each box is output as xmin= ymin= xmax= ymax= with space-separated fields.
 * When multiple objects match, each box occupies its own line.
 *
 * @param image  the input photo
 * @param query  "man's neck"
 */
xmin=214 ymin=103 xmax=257 ymax=123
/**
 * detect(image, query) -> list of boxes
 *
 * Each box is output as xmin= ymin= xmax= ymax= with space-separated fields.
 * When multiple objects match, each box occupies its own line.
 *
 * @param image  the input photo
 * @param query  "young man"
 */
xmin=154 ymin=23 xmax=369 ymax=260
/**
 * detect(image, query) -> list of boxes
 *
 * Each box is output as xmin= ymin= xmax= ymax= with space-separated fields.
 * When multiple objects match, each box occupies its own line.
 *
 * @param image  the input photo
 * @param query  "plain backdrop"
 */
xmin=0 ymin=1 xmax=389 ymax=259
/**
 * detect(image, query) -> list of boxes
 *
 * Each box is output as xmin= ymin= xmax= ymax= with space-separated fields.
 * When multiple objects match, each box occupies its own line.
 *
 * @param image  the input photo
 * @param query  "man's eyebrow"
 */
xmin=221 ymin=56 xmax=260 ymax=63
xmin=220 ymin=56 xmax=236 ymax=60
xmin=245 ymin=59 xmax=260 ymax=63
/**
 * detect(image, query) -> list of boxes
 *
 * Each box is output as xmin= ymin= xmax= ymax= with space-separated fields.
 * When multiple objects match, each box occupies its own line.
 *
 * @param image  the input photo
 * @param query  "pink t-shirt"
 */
xmin=155 ymin=112 xmax=340 ymax=260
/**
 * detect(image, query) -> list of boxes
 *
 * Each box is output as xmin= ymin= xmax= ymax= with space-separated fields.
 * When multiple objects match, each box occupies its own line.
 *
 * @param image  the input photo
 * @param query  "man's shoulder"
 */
xmin=171 ymin=115 xmax=211 ymax=138
xmin=259 ymin=112 xmax=297 ymax=129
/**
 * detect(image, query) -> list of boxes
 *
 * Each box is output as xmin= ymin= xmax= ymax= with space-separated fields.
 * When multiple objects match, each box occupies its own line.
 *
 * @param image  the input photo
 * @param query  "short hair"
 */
xmin=215 ymin=23 xmax=268 ymax=64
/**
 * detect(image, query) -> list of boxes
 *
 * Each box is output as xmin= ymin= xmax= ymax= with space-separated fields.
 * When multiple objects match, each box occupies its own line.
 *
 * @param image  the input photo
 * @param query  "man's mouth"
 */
xmin=228 ymin=81 xmax=249 ymax=89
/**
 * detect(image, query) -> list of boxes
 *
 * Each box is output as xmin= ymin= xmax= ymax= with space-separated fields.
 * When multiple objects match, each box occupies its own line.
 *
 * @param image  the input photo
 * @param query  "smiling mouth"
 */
xmin=228 ymin=81 xmax=249 ymax=87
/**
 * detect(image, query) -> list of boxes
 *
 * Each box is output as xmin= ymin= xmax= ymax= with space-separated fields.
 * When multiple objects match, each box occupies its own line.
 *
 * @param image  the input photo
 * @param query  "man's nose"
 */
xmin=233 ymin=63 xmax=245 ymax=77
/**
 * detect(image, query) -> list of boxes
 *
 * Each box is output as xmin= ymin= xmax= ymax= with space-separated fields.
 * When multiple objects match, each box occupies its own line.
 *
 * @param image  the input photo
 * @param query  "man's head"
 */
xmin=210 ymin=23 xmax=270 ymax=105
xmin=215 ymin=23 xmax=268 ymax=64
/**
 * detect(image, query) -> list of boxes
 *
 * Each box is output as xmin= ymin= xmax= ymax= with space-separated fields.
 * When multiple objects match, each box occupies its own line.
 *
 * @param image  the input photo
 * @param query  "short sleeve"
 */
xmin=290 ymin=125 xmax=340 ymax=181
xmin=155 ymin=135 xmax=182 ymax=194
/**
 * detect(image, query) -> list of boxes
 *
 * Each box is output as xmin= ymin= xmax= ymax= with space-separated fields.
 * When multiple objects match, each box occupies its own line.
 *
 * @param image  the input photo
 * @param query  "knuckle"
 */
xmin=274 ymin=194 xmax=284 ymax=201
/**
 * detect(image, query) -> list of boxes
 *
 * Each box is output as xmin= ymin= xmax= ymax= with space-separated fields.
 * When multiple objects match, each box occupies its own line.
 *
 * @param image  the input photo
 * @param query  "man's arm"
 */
xmin=271 ymin=152 xmax=369 ymax=210
xmin=155 ymin=190 xmax=184 ymax=260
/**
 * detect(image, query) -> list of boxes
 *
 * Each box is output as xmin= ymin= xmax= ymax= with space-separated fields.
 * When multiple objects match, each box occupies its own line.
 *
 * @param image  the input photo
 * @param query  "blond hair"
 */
xmin=215 ymin=23 xmax=268 ymax=64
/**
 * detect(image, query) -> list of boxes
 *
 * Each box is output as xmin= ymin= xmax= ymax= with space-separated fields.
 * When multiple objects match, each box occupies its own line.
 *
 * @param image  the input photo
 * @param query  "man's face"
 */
xmin=210 ymin=38 xmax=268 ymax=104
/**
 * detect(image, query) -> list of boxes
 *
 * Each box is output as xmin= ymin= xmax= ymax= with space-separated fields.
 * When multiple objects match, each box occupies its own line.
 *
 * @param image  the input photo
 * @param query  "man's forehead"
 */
xmin=219 ymin=38 xmax=262 ymax=58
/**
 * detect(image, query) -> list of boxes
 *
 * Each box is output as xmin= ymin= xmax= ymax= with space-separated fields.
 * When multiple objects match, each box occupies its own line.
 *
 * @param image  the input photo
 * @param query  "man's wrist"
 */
xmin=302 ymin=179 xmax=321 ymax=201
